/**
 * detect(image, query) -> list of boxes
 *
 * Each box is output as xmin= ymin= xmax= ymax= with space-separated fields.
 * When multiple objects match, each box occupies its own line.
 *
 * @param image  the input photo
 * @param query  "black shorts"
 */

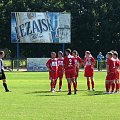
xmin=0 ymin=69 xmax=6 ymax=80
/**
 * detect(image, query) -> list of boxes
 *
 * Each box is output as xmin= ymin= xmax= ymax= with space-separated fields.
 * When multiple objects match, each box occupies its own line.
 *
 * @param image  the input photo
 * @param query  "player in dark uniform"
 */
xmin=0 ymin=51 xmax=11 ymax=92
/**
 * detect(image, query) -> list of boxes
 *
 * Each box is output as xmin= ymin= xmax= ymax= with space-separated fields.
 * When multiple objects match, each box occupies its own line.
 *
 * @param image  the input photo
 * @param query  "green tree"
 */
xmin=0 ymin=0 xmax=120 ymax=58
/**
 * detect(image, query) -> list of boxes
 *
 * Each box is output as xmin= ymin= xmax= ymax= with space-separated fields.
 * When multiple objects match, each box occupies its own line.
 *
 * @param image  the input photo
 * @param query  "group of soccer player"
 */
xmin=46 ymin=49 xmax=96 ymax=95
xmin=0 ymin=49 xmax=119 ymax=95
xmin=105 ymin=51 xmax=120 ymax=94
xmin=46 ymin=49 xmax=120 ymax=95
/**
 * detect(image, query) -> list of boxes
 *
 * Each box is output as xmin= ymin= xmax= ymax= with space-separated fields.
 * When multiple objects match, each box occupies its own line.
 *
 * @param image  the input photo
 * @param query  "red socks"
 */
xmin=59 ymin=80 xmax=62 ymax=90
xmin=73 ymin=81 xmax=76 ymax=93
xmin=50 ymin=81 xmax=52 ymax=91
xmin=75 ymin=78 xmax=77 ymax=90
xmin=111 ymin=83 xmax=115 ymax=92
xmin=116 ymin=83 xmax=119 ymax=92
xmin=106 ymin=83 xmax=110 ymax=92
xmin=87 ymin=80 xmax=90 ymax=90
xmin=54 ymin=80 xmax=57 ymax=87
xmin=91 ymin=80 xmax=94 ymax=89
xmin=68 ymin=82 xmax=71 ymax=93
xmin=50 ymin=80 xmax=56 ymax=91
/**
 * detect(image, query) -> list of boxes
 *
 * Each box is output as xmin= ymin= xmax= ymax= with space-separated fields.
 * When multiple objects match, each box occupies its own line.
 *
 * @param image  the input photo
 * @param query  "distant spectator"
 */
xmin=97 ymin=52 xmax=104 ymax=71
xmin=105 ymin=53 xmax=108 ymax=63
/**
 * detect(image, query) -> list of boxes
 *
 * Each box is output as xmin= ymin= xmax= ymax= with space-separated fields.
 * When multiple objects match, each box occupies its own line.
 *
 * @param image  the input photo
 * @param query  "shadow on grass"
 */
xmin=36 ymin=94 xmax=68 ymax=96
xmin=77 ymin=89 xmax=89 ymax=92
xmin=25 ymin=90 xmax=68 ymax=96
xmin=25 ymin=90 xmax=80 ymax=96
xmin=84 ymin=91 xmax=105 ymax=96
xmin=25 ymin=90 xmax=106 ymax=96
xmin=25 ymin=90 xmax=51 ymax=94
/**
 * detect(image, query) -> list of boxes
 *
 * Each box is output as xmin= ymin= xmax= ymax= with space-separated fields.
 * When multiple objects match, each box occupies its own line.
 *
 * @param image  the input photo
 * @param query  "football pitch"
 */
xmin=0 ymin=72 xmax=120 ymax=120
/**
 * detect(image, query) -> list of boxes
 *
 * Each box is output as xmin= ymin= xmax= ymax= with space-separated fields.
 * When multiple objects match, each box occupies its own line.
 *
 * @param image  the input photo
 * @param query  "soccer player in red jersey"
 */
xmin=57 ymin=51 xmax=64 ymax=92
xmin=113 ymin=51 xmax=120 ymax=93
xmin=105 ymin=52 xmax=116 ymax=94
xmin=46 ymin=52 xmax=58 ymax=93
xmin=83 ymin=51 xmax=95 ymax=91
xmin=63 ymin=49 xmax=77 ymax=95
xmin=72 ymin=50 xmax=82 ymax=90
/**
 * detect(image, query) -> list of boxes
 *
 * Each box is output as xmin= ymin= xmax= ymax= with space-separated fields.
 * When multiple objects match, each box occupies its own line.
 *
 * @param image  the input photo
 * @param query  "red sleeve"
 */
xmin=46 ymin=59 xmax=51 ymax=68
xmin=107 ymin=59 xmax=110 ymax=65
xmin=64 ymin=56 xmax=67 ymax=64
xmin=83 ymin=57 xmax=86 ymax=66
xmin=116 ymin=62 xmax=119 ymax=67
xmin=91 ymin=57 xmax=95 ymax=62
xmin=63 ymin=57 xmax=65 ymax=64
xmin=78 ymin=57 xmax=82 ymax=64
xmin=116 ymin=60 xmax=120 ymax=67
xmin=91 ymin=57 xmax=95 ymax=65
xmin=72 ymin=58 xmax=75 ymax=65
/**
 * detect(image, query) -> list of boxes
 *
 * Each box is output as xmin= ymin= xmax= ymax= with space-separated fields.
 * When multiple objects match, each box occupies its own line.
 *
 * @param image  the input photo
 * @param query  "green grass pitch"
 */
xmin=0 ymin=72 xmax=120 ymax=120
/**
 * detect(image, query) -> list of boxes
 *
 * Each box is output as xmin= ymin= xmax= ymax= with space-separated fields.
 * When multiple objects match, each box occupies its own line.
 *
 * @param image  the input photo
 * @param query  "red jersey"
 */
xmin=115 ymin=58 xmax=120 ymax=80
xmin=84 ymin=57 xmax=95 ymax=68
xmin=84 ymin=56 xmax=95 ymax=77
xmin=63 ymin=54 xmax=75 ymax=70
xmin=115 ymin=58 xmax=120 ymax=69
xmin=58 ymin=58 xmax=64 ymax=71
xmin=107 ymin=57 xmax=116 ymax=73
xmin=74 ymin=56 xmax=82 ymax=68
xmin=46 ymin=58 xmax=58 ymax=72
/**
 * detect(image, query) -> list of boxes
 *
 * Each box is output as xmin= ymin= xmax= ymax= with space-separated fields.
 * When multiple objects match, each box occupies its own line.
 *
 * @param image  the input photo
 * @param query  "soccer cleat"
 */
xmin=92 ymin=88 xmax=95 ymax=91
xmin=52 ymin=88 xmax=55 ymax=93
xmin=67 ymin=93 xmax=71 ymax=95
xmin=52 ymin=90 xmax=55 ymax=93
xmin=104 ymin=92 xmax=110 ymax=94
xmin=115 ymin=91 xmax=119 ymax=94
xmin=74 ymin=91 xmax=77 ymax=95
xmin=5 ymin=90 xmax=12 ymax=92
xmin=59 ymin=89 xmax=62 ymax=92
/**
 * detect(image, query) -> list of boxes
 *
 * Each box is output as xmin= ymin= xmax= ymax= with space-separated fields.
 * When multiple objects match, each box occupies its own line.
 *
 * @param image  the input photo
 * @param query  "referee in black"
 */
xmin=0 ymin=51 xmax=11 ymax=92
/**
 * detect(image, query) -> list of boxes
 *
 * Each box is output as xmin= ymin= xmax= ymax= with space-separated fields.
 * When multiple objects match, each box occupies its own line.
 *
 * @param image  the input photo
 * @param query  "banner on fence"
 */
xmin=27 ymin=58 xmax=49 ymax=71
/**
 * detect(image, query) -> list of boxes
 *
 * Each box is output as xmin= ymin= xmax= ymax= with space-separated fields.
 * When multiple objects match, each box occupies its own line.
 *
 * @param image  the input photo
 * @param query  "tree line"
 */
xmin=0 ymin=0 xmax=120 ymax=59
